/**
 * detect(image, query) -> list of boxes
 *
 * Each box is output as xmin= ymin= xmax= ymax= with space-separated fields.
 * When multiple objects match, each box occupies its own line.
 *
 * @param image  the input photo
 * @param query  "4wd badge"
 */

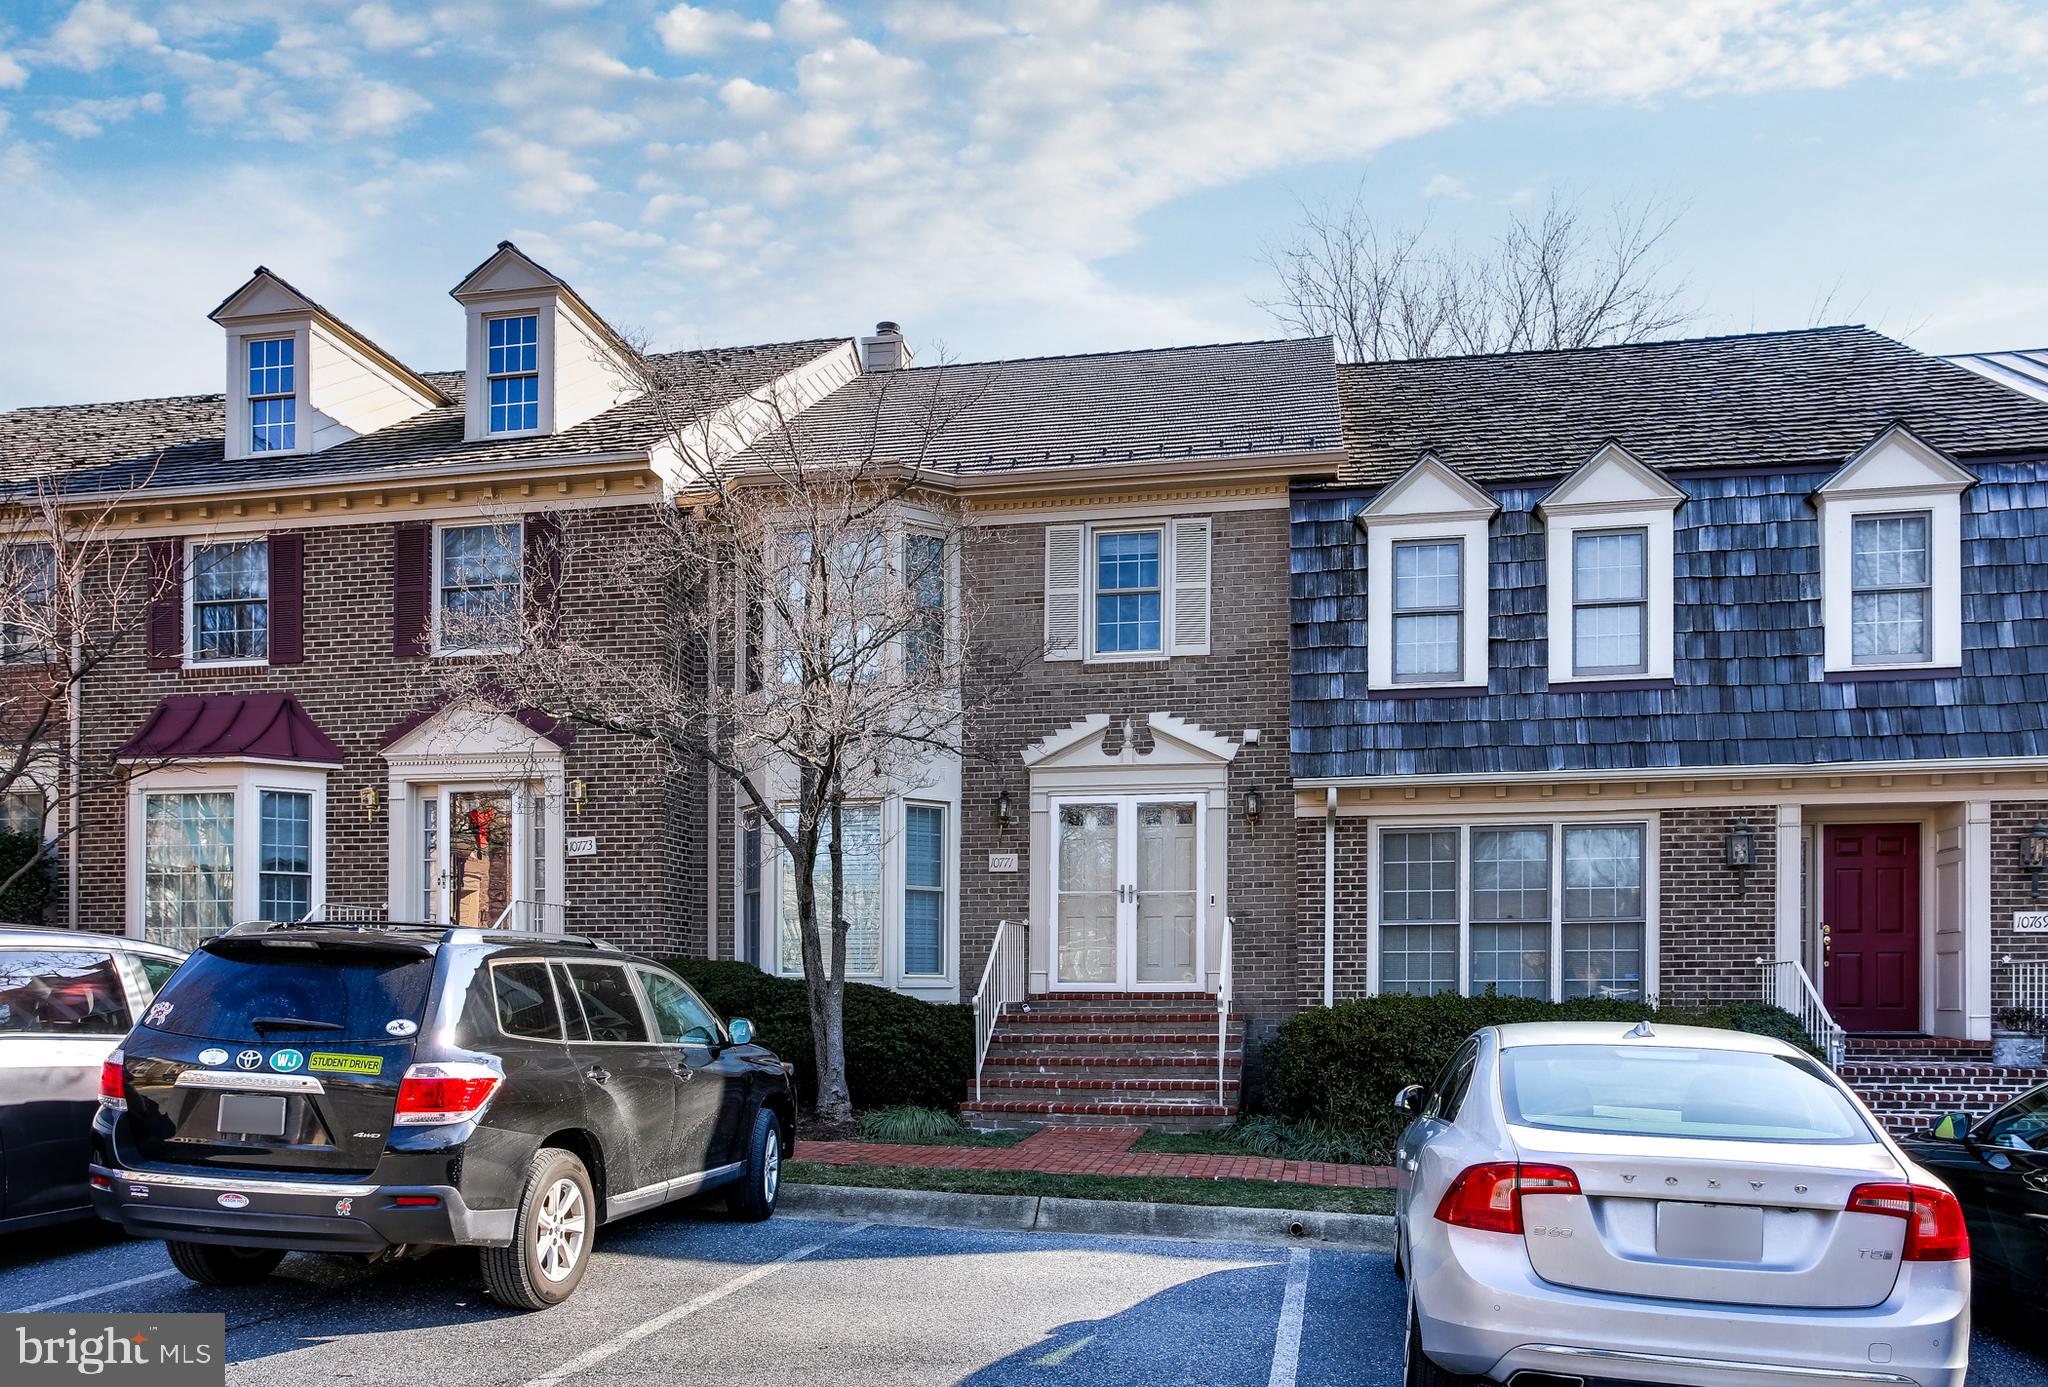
xmin=268 ymin=1049 xmax=306 ymax=1074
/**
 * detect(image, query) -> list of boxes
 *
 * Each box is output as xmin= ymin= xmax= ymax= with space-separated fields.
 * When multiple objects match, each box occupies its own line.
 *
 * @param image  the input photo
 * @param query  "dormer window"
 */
xmin=1535 ymin=443 xmax=1683 ymax=687
xmin=1849 ymin=513 xmax=1932 ymax=664
xmin=487 ymin=313 xmax=541 ymax=434
xmin=247 ymin=337 xmax=297 ymax=452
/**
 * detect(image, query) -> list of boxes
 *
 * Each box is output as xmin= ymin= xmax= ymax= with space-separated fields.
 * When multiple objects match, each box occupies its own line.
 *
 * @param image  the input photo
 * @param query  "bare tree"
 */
xmin=1259 ymin=185 xmax=1696 ymax=361
xmin=0 ymin=473 xmax=176 ymax=910
xmin=438 ymin=345 xmax=1008 ymax=1122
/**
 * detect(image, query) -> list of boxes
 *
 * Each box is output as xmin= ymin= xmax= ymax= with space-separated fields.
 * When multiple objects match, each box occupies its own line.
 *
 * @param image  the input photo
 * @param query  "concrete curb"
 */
xmin=779 ymin=1183 xmax=1395 ymax=1252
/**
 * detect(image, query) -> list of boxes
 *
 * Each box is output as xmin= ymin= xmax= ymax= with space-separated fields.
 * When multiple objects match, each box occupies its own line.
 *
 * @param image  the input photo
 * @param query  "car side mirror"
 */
xmin=1394 ymin=1083 xmax=1427 ymax=1118
xmin=728 ymin=1017 xmax=754 ymax=1046
xmin=1927 ymin=1111 xmax=1973 ymax=1142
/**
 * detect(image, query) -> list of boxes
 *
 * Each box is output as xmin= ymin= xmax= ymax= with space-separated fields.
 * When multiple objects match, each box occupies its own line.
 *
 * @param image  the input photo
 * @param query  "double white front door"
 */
xmin=1053 ymin=796 xmax=1203 ymax=990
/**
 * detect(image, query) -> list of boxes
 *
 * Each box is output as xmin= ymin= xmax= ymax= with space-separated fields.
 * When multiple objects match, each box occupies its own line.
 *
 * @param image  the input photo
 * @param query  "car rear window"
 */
xmin=145 ymin=945 xmax=434 ymax=1042
xmin=0 ymin=950 xmax=131 ymax=1035
xmin=1499 ymin=1044 xmax=1874 ymax=1144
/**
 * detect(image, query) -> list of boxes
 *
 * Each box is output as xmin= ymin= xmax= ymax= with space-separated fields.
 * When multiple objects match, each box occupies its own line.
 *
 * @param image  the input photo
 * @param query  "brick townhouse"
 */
xmin=0 ymin=243 xmax=854 ymax=956
xmin=1289 ymin=326 xmax=2048 ymax=1125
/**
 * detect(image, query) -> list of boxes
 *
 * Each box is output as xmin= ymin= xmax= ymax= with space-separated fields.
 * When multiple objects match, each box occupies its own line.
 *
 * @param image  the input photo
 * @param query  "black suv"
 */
xmin=89 ymin=921 xmax=795 ymax=1310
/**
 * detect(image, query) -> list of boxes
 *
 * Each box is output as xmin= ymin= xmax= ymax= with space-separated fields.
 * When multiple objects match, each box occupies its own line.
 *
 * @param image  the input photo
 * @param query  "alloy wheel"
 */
xmin=534 ymin=1177 xmax=587 ymax=1283
xmin=763 ymin=1127 xmax=781 ymax=1203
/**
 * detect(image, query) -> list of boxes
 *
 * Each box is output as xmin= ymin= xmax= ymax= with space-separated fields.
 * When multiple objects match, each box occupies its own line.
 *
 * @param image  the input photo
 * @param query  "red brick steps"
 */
xmin=1835 ymin=1036 xmax=2046 ymax=1132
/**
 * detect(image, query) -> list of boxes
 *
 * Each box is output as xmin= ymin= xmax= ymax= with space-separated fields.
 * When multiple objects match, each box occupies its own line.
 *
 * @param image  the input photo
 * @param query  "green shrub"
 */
xmin=1225 ymin=1114 xmax=1380 ymax=1165
xmin=664 ymin=959 xmax=973 ymax=1114
xmin=860 ymin=1105 xmax=972 ymax=1142
xmin=0 ymin=831 xmax=52 ymax=926
xmin=1262 ymin=991 xmax=1818 ymax=1161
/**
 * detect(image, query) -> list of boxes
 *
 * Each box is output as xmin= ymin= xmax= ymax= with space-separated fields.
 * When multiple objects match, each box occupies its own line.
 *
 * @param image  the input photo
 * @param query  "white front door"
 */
xmin=1053 ymin=796 xmax=1203 ymax=991
xmin=418 ymin=783 xmax=549 ymax=929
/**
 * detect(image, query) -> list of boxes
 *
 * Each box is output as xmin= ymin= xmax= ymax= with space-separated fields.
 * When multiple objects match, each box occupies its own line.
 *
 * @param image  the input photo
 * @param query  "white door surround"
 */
xmin=1023 ymin=712 xmax=1237 ymax=995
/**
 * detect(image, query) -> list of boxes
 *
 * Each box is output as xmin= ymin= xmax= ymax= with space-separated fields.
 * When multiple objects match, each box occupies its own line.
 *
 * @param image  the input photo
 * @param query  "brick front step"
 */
xmin=989 ymin=1029 xmax=1228 ymax=1046
xmin=978 ymin=1076 xmax=1239 ymax=1093
xmin=1840 ymin=1062 xmax=2047 ymax=1080
xmin=962 ymin=1098 xmax=1236 ymax=1121
xmin=1024 ymin=992 xmax=1215 ymax=1004
xmin=984 ymin=1053 xmax=1242 ymax=1070
xmin=1843 ymin=1036 xmax=1994 ymax=1062
xmin=1840 ymin=1056 xmax=2046 ymax=1135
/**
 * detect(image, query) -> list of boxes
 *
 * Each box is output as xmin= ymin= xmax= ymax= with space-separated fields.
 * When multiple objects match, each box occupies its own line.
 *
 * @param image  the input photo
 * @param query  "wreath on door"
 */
xmin=465 ymin=803 xmax=500 ymax=859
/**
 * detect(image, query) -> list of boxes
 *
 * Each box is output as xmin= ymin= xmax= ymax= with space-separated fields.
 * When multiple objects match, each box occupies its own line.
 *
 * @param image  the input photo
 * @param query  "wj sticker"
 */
xmin=267 ymin=1049 xmax=305 ymax=1074
xmin=308 ymin=1052 xmax=382 ymax=1077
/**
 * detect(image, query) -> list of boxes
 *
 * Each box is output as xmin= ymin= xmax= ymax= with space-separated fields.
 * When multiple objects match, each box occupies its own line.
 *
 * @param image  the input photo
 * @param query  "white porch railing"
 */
xmin=298 ymin=903 xmax=386 ymax=924
xmin=2001 ymin=954 xmax=2048 ymax=1020
xmin=492 ymin=900 xmax=568 ymax=933
xmin=1757 ymin=956 xmax=1846 ymax=1069
xmin=1217 ymin=915 xmax=1235 ymax=1107
xmin=971 ymin=919 xmax=1026 ymax=1103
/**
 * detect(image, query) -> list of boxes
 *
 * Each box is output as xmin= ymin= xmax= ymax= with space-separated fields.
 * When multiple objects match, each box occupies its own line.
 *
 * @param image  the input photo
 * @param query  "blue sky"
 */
xmin=1 ymin=0 xmax=2045 ymax=409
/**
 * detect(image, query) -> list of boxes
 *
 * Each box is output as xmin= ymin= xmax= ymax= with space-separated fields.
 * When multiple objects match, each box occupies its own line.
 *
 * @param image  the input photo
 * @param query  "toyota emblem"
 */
xmin=236 ymin=1050 xmax=264 ymax=1071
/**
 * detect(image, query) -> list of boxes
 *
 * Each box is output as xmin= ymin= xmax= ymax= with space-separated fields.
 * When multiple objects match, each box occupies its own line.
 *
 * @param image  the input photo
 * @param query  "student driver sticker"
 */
xmin=268 ymin=1049 xmax=305 ymax=1074
xmin=308 ymin=1052 xmax=383 ymax=1077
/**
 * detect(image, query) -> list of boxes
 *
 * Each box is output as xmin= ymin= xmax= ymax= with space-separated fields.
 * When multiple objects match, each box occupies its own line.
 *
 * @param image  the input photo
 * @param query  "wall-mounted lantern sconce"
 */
xmin=1725 ymin=820 xmax=1757 ymax=896
xmin=359 ymin=785 xmax=382 ymax=822
xmin=995 ymin=789 xmax=1013 ymax=833
xmin=2024 ymin=821 xmax=2048 ymax=897
xmin=1243 ymin=786 xmax=1263 ymax=828
xmin=568 ymin=779 xmax=587 ymax=817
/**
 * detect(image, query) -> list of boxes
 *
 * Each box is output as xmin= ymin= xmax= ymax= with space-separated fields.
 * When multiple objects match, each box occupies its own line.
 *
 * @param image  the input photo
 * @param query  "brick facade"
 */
xmin=959 ymin=505 xmax=1296 ymax=1029
xmin=1293 ymin=813 xmax=1370 ymax=1007
xmin=70 ymin=503 xmax=706 ymax=955
xmin=1654 ymin=805 xmax=1778 ymax=1010
xmin=1991 ymin=801 xmax=2048 ymax=984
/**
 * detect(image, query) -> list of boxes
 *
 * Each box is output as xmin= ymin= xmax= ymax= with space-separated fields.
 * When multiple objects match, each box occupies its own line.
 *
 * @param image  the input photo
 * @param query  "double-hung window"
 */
xmin=1391 ymin=539 xmax=1464 ymax=681
xmin=905 ymin=532 xmax=946 ymax=676
xmin=142 ymin=792 xmax=235 ymax=949
xmin=0 ymin=788 xmax=44 ymax=837
xmin=487 ymin=314 xmax=541 ymax=434
xmin=1376 ymin=821 xmax=1650 ymax=1001
xmin=1571 ymin=529 xmax=1648 ymax=676
xmin=1849 ymin=513 xmax=1931 ymax=665
xmin=1 ymin=545 xmax=55 ymax=663
xmin=778 ymin=803 xmax=883 ymax=979
xmin=257 ymin=790 xmax=313 ymax=922
xmin=437 ymin=522 xmax=523 ymax=653
xmin=1093 ymin=529 xmax=1162 ymax=656
xmin=903 ymin=804 xmax=946 ymax=976
xmin=190 ymin=539 xmax=268 ymax=663
xmin=247 ymin=337 xmax=296 ymax=452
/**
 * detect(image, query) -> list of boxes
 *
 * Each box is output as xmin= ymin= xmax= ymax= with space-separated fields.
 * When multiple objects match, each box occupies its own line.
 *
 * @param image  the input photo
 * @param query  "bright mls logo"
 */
xmin=5 ymin=1313 xmax=223 ymax=1385
xmin=267 ymin=1050 xmax=304 ymax=1074
xmin=235 ymin=1051 xmax=262 ymax=1071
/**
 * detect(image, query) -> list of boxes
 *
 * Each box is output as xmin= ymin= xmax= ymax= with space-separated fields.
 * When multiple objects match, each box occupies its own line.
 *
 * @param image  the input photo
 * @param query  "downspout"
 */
xmin=67 ymin=621 xmax=81 ymax=932
xmin=1323 ymin=786 xmax=1336 ymax=1007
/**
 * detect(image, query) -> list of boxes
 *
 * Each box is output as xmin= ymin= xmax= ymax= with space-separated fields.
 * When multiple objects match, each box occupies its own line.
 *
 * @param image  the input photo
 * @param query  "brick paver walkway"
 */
xmin=797 ymin=1125 xmax=1395 ymax=1189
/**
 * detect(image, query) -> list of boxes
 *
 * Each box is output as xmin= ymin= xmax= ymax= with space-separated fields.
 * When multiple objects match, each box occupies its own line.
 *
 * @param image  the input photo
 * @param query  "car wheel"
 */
xmin=481 ymin=1147 xmax=595 ymax=1311
xmin=725 ymin=1107 xmax=783 ymax=1222
xmin=1403 ymin=1289 xmax=1472 ymax=1387
xmin=166 ymin=1241 xmax=286 ymax=1287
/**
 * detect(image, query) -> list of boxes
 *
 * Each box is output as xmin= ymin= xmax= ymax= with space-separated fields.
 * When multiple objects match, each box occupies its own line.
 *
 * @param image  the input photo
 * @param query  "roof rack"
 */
xmin=227 ymin=918 xmax=617 ymax=951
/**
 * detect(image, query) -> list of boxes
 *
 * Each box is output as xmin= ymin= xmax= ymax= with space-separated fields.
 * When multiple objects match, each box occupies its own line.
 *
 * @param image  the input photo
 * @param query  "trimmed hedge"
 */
xmin=1262 ymin=992 xmax=1816 ymax=1159
xmin=0 ymin=831 xmax=52 ymax=926
xmin=664 ymin=959 xmax=974 ymax=1114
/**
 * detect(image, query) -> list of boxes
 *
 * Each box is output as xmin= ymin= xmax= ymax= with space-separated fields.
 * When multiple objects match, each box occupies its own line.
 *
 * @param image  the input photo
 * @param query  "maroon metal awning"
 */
xmin=114 ymin=693 xmax=345 ymax=766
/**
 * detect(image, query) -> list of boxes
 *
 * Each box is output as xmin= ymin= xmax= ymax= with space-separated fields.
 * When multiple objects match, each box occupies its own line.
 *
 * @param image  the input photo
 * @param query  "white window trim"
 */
xmin=1542 ymin=506 xmax=1675 ymax=684
xmin=430 ymin=518 xmax=525 ymax=659
xmin=1364 ymin=813 xmax=1660 ymax=1003
xmin=125 ymin=763 xmax=329 ymax=941
xmin=763 ymin=792 xmax=960 ymax=992
xmin=222 ymin=324 xmax=310 ymax=463
xmin=183 ymin=534 xmax=271 ymax=670
xmin=1366 ymin=516 xmax=1489 ymax=691
xmin=1821 ymin=495 xmax=1962 ymax=673
xmin=483 ymin=310 xmax=544 ymax=438
xmin=463 ymin=300 xmax=556 ymax=441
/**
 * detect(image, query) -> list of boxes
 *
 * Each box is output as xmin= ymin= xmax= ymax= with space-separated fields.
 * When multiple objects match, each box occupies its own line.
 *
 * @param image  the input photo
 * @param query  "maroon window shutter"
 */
xmin=392 ymin=522 xmax=432 ymax=658
xmin=267 ymin=533 xmax=305 ymax=665
xmin=524 ymin=513 xmax=563 ymax=645
xmin=145 ymin=539 xmax=184 ymax=671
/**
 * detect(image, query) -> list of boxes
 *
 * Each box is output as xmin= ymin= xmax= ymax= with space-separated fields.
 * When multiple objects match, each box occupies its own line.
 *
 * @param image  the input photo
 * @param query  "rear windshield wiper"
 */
xmin=249 ymin=1016 xmax=344 ymax=1034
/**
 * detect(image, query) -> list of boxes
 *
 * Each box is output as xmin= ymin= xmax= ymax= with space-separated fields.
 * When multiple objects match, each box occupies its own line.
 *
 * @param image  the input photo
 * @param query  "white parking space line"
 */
xmin=12 ymin=1268 xmax=180 ymax=1312
xmin=1266 ymin=1248 xmax=1311 ymax=1387
xmin=522 ymin=1223 xmax=870 ymax=1387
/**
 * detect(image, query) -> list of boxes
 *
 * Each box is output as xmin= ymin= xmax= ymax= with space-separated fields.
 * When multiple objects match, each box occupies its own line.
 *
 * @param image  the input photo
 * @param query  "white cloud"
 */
xmin=642 ymin=191 xmax=708 ymax=222
xmin=553 ymin=106 xmax=640 ymax=146
xmin=718 ymin=76 xmax=782 ymax=120
xmin=349 ymin=2 xmax=433 ymax=52
xmin=564 ymin=218 xmax=667 ymax=249
xmin=36 ymin=90 xmax=165 ymax=138
xmin=39 ymin=0 xmax=159 ymax=71
xmin=1422 ymin=173 xmax=1473 ymax=201
xmin=777 ymin=0 xmax=847 ymax=44
xmin=0 ymin=49 xmax=27 ymax=88
xmin=485 ymin=132 xmax=599 ymax=212
xmin=654 ymin=4 xmax=773 ymax=56
xmin=333 ymin=78 xmax=430 ymax=136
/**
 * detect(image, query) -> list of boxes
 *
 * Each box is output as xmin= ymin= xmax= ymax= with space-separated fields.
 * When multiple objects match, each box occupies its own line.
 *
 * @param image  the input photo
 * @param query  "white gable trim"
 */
xmin=1358 ymin=453 xmax=1499 ymax=523
xmin=1020 ymin=712 xmax=1239 ymax=771
xmin=1537 ymin=441 xmax=1686 ymax=518
xmin=1020 ymin=714 xmax=1112 ymax=768
xmin=380 ymin=704 xmax=565 ymax=769
xmin=1815 ymin=423 xmax=1976 ymax=502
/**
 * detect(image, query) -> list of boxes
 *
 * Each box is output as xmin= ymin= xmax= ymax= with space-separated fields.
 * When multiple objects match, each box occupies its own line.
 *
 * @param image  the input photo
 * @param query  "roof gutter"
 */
xmin=1295 ymin=753 xmax=2048 ymax=791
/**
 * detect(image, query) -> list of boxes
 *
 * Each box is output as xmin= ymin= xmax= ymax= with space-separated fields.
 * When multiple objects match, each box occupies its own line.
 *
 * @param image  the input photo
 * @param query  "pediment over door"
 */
xmin=1020 ymin=712 xmax=1240 ymax=772
xmin=380 ymin=701 xmax=569 ymax=769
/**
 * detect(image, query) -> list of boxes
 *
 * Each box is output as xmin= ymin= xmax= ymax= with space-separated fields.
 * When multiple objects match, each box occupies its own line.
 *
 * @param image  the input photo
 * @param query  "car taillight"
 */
xmin=1845 ymin=1182 xmax=1970 ymax=1261
xmin=393 ymin=1062 xmax=502 ymax=1127
xmin=1434 ymin=1162 xmax=1581 ymax=1235
xmin=99 ymin=1050 xmax=126 ymax=1112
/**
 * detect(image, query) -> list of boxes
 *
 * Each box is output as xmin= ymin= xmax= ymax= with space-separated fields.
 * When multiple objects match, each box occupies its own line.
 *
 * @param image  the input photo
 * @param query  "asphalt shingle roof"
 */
xmin=0 ymin=339 xmax=845 ymax=496
xmin=737 ymin=337 xmax=1341 ymax=475
xmin=1335 ymin=325 xmax=2048 ymax=487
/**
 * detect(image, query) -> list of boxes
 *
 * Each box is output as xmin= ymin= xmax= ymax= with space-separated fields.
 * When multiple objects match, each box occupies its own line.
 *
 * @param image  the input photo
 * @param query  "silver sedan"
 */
xmin=1393 ymin=1021 xmax=1971 ymax=1387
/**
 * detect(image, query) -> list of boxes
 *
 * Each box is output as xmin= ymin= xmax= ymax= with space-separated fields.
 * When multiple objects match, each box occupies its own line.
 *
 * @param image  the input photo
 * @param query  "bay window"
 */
xmin=778 ymin=803 xmax=883 ymax=979
xmin=128 ymin=768 xmax=326 ymax=948
xmin=1375 ymin=819 xmax=1651 ymax=1001
xmin=903 ymin=804 xmax=946 ymax=976
xmin=768 ymin=798 xmax=954 ymax=988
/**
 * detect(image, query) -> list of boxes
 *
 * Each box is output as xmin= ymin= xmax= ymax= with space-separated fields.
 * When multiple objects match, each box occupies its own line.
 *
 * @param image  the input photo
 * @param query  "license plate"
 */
xmin=218 ymin=1093 xmax=287 ymax=1137
xmin=1655 ymin=1201 xmax=1764 ymax=1262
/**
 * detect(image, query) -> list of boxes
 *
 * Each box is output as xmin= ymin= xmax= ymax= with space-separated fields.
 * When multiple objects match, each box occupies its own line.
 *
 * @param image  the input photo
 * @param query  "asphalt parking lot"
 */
xmin=2 ymin=1207 xmax=2043 ymax=1385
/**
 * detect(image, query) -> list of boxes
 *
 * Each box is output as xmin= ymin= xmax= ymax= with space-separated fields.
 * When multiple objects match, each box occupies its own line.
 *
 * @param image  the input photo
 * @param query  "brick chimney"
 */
xmin=860 ymin=320 xmax=912 ymax=373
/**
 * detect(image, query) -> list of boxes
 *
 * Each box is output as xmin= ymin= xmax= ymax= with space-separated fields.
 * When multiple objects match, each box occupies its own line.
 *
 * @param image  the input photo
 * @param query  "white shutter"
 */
xmin=1043 ymin=524 xmax=1084 ymax=661
xmin=1169 ymin=517 xmax=1212 ymax=656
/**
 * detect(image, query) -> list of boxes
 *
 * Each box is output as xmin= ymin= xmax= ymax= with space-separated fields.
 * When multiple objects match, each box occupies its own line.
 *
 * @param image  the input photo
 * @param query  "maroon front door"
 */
xmin=1821 ymin=823 xmax=1922 ymax=1033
